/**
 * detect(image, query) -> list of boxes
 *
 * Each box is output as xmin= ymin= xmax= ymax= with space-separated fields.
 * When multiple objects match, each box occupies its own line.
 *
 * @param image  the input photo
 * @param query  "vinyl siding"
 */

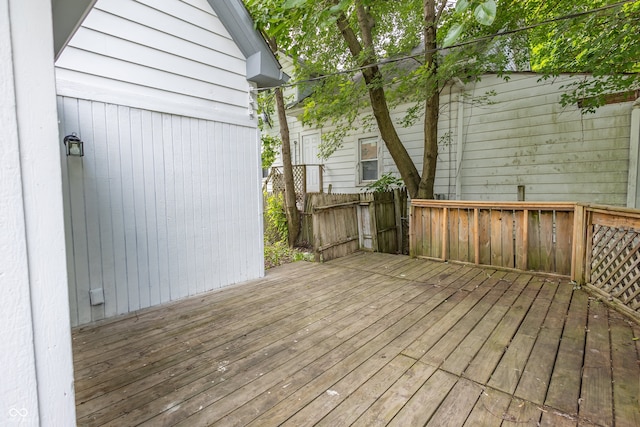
xmin=59 ymin=97 xmax=263 ymax=326
xmin=271 ymin=73 xmax=633 ymax=205
xmin=459 ymin=74 xmax=632 ymax=204
xmin=55 ymin=0 xmax=250 ymax=123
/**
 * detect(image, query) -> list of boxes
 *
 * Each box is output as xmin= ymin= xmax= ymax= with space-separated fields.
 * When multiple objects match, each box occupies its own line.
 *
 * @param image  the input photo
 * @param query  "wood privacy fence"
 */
xmin=301 ymin=189 xmax=407 ymax=262
xmin=410 ymin=200 xmax=640 ymax=321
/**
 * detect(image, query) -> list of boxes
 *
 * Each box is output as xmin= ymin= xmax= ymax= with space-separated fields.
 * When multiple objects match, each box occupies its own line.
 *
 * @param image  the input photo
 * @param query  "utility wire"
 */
xmin=253 ymin=0 xmax=637 ymax=92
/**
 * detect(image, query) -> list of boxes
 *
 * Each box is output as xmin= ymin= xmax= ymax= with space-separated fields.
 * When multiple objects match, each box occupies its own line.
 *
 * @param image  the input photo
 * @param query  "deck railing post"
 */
xmin=473 ymin=208 xmax=480 ymax=265
xmin=393 ymin=189 xmax=402 ymax=254
xmin=442 ymin=207 xmax=448 ymax=261
xmin=571 ymin=203 xmax=588 ymax=284
xmin=409 ymin=203 xmax=416 ymax=257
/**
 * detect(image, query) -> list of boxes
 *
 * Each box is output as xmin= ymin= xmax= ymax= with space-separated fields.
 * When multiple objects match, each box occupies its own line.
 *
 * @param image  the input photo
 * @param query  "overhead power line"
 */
xmin=253 ymin=0 xmax=637 ymax=92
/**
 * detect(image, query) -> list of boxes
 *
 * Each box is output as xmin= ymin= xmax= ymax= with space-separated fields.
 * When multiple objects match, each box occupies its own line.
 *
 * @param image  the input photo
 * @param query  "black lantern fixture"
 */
xmin=63 ymin=133 xmax=84 ymax=157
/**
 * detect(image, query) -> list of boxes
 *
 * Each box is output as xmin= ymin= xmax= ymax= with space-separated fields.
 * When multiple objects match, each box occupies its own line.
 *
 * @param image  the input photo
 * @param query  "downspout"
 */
xmin=626 ymin=97 xmax=640 ymax=208
xmin=453 ymin=78 xmax=465 ymax=200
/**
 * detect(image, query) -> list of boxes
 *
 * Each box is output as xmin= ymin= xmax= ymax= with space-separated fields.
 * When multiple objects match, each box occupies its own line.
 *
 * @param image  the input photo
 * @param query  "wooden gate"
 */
xmin=302 ymin=189 xmax=407 ymax=262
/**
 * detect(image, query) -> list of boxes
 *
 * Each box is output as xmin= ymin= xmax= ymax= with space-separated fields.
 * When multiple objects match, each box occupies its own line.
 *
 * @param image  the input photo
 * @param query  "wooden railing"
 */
xmin=579 ymin=204 xmax=640 ymax=320
xmin=410 ymin=200 xmax=640 ymax=321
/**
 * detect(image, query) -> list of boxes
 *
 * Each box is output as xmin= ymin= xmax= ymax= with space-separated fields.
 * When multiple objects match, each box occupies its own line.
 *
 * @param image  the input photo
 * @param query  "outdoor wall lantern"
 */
xmin=63 ymin=133 xmax=84 ymax=157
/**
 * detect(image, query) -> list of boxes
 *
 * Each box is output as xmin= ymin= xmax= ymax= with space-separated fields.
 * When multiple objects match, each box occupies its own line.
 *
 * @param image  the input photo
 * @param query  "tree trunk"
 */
xmin=419 ymin=0 xmax=439 ymax=200
xmin=335 ymin=3 xmax=422 ymax=198
xmin=274 ymin=87 xmax=300 ymax=247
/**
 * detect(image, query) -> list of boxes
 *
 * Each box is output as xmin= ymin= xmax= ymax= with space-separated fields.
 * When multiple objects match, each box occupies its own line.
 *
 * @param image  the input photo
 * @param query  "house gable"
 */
xmin=55 ymin=0 xmax=277 ymax=326
xmin=55 ymin=0 xmax=284 ymax=123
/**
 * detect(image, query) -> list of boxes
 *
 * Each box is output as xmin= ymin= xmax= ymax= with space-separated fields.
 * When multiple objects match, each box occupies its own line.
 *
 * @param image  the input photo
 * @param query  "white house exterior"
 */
xmin=55 ymin=0 xmax=286 ymax=327
xmin=3 ymin=0 xmax=285 ymax=422
xmin=273 ymin=73 xmax=638 ymax=207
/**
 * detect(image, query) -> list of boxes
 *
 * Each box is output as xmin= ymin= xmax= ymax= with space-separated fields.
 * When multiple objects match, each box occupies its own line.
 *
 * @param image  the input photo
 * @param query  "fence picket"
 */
xmin=409 ymin=200 xmax=640 ymax=321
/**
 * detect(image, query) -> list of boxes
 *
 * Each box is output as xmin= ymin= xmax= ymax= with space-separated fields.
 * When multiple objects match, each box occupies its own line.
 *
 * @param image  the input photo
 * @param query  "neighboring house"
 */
xmin=2 ymin=0 xmax=284 ymax=423
xmin=269 ymin=72 xmax=639 ymax=207
xmin=55 ymin=0 xmax=287 ymax=327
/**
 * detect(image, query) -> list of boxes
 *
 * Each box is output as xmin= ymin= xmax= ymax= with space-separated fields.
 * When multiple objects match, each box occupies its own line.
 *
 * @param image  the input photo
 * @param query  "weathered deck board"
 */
xmin=72 ymin=252 xmax=640 ymax=426
xmin=464 ymin=387 xmax=512 ymax=426
xmin=610 ymin=311 xmax=640 ymax=427
xmin=514 ymin=277 xmax=573 ymax=404
xmin=487 ymin=278 xmax=557 ymax=394
xmin=579 ymin=299 xmax=613 ymax=426
xmin=545 ymin=289 xmax=589 ymax=415
xmin=462 ymin=274 xmax=540 ymax=384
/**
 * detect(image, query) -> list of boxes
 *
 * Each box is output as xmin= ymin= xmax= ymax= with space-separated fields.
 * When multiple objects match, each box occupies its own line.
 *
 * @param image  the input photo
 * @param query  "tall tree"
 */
xmin=246 ymin=0 xmax=301 ymax=246
xmin=273 ymin=0 xmax=507 ymax=199
xmin=249 ymin=0 xmax=638 ymax=200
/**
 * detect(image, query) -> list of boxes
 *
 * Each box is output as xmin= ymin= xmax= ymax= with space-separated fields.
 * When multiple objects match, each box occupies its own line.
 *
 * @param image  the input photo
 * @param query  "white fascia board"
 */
xmin=52 ymin=0 xmax=97 ymax=60
xmin=207 ymin=0 xmax=289 ymax=88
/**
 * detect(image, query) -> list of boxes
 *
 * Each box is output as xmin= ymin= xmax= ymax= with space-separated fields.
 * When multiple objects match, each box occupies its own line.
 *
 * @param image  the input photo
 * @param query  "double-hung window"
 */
xmin=359 ymin=137 xmax=378 ymax=183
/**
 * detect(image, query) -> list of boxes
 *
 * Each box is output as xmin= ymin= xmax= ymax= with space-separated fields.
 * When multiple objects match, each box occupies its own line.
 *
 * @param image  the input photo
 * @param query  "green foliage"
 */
xmin=263 ymin=239 xmax=314 ymax=269
xmin=263 ymin=240 xmax=292 ymax=269
xmin=444 ymin=0 xmax=497 ymax=47
xmin=261 ymin=134 xmax=282 ymax=169
xmin=245 ymin=0 xmax=639 ymax=197
xmin=523 ymin=0 xmax=640 ymax=111
xmin=263 ymin=191 xmax=313 ymax=269
xmin=264 ymin=192 xmax=288 ymax=244
xmin=363 ymin=173 xmax=404 ymax=192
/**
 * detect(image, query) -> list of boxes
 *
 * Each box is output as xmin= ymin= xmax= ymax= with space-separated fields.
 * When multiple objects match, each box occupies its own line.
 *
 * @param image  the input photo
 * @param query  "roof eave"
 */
xmin=207 ymin=0 xmax=289 ymax=88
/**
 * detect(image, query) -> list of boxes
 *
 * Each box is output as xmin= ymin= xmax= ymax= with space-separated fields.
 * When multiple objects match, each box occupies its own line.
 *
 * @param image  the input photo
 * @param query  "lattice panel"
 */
xmin=590 ymin=224 xmax=640 ymax=314
xmin=268 ymin=166 xmax=306 ymax=206
xmin=292 ymin=166 xmax=305 ymax=205
xmin=270 ymin=169 xmax=285 ymax=193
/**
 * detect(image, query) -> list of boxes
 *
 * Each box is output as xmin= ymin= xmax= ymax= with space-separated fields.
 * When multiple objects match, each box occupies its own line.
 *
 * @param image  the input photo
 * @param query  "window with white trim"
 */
xmin=359 ymin=137 xmax=378 ymax=183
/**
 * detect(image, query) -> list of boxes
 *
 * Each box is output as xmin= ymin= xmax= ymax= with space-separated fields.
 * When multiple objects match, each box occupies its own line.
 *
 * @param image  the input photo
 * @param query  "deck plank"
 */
xmin=462 ymin=274 xmax=540 ymax=384
xmin=539 ymin=410 xmax=578 ymax=426
xmin=579 ymin=299 xmax=613 ymax=426
xmin=240 ymin=286 xmax=473 ymax=426
xmin=420 ymin=271 xmax=510 ymax=366
xmin=98 ymin=276 xmax=425 ymax=426
xmin=386 ymin=369 xmax=458 ymax=426
xmin=305 ymin=355 xmax=416 ymax=427
xmin=501 ymin=397 xmax=543 ymax=426
xmin=401 ymin=270 xmax=500 ymax=361
xmin=488 ymin=278 xmax=558 ymax=394
xmin=609 ymin=311 xmax=640 ymax=427
xmin=70 ymin=252 xmax=640 ymax=427
xmin=169 ymin=283 xmax=436 ymax=425
xmin=78 ymin=269 xmax=395 ymax=421
xmin=544 ymin=289 xmax=589 ymax=416
xmin=514 ymin=279 xmax=573 ymax=404
xmin=425 ymin=378 xmax=483 ymax=426
xmin=463 ymin=386 xmax=512 ymax=426
xmin=351 ymin=360 xmax=438 ymax=427
xmin=441 ymin=272 xmax=529 ymax=376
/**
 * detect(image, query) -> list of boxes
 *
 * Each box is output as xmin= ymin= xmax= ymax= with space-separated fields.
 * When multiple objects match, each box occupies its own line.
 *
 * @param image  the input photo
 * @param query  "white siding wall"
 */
xmin=55 ymin=0 xmax=266 ymax=326
xmin=55 ymin=0 xmax=251 ymax=124
xmin=2 ymin=0 xmax=76 ymax=423
xmin=275 ymin=74 xmax=633 ymax=204
xmin=59 ymin=97 xmax=263 ymax=326
xmin=460 ymin=74 xmax=632 ymax=204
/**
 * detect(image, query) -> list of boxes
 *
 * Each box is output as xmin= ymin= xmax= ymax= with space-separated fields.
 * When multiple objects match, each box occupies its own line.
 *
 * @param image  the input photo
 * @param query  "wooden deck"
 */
xmin=72 ymin=252 xmax=640 ymax=426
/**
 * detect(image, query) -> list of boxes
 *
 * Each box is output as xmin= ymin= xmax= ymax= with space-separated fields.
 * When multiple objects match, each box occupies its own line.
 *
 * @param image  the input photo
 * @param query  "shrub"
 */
xmin=264 ymin=192 xmax=288 ymax=244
